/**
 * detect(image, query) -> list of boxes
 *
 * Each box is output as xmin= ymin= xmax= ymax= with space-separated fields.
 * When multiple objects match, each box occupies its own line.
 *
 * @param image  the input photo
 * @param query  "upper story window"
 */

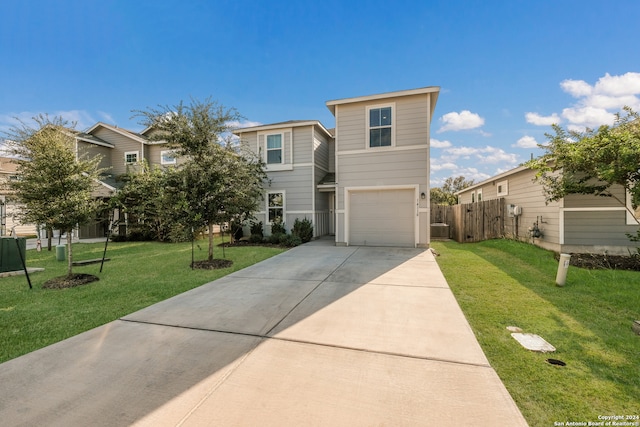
xmin=125 ymin=151 xmax=139 ymax=165
xmin=497 ymin=180 xmax=509 ymax=197
xmin=266 ymin=134 xmax=283 ymax=164
xmin=477 ymin=189 xmax=483 ymax=202
xmin=161 ymin=150 xmax=177 ymax=165
xmin=369 ymin=106 xmax=392 ymax=147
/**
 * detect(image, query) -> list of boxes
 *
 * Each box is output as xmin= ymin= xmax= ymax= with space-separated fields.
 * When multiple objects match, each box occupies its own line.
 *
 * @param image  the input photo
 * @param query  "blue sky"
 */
xmin=2 ymin=0 xmax=639 ymax=185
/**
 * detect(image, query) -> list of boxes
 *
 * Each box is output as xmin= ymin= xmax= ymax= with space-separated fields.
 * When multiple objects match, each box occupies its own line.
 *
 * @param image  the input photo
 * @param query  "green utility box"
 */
xmin=56 ymin=244 xmax=66 ymax=261
xmin=0 ymin=237 xmax=27 ymax=273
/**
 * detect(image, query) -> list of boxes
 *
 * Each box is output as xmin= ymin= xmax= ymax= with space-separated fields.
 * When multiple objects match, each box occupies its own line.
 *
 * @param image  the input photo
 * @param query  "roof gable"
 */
xmin=326 ymin=86 xmax=440 ymax=116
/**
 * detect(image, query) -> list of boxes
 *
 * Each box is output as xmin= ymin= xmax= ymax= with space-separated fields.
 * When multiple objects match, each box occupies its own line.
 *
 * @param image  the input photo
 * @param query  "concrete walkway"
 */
xmin=0 ymin=239 xmax=528 ymax=426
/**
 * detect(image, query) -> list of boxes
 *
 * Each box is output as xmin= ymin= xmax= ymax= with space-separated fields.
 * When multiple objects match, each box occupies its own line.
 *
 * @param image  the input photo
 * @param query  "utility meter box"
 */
xmin=0 ymin=237 xmax=27 ymax=273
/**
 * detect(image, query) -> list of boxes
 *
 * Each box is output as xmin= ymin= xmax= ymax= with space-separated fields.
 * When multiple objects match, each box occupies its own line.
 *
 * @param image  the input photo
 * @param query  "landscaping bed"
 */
xmin=562 ymin=252 xmax=640 ymax=271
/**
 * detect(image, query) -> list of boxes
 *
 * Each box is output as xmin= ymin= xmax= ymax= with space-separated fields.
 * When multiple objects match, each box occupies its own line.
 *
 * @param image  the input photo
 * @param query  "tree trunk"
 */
xmin=67 ymin=230 xmax=73 ymax=277
xmin=208 ymin=223 xmax=214 ymax=261
xmin=47 ymin=227 xmax=52 ymax=251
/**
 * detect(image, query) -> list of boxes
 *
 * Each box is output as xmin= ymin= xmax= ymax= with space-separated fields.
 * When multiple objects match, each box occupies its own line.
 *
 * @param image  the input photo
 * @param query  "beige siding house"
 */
xmin=0 ymin=157 xmax=38 ymax=236
xmin=234 ymin=120 xmax=334 ymax=238
xmin=457 ymin=165 xmax=640 ymax=255
xmin=235 ymin=87 xmax=440 ymax=247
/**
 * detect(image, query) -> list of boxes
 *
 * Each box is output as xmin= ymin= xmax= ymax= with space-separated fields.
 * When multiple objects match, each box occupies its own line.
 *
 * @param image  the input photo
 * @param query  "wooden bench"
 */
xmin=71 ymin=258 xmax=110 ymax=266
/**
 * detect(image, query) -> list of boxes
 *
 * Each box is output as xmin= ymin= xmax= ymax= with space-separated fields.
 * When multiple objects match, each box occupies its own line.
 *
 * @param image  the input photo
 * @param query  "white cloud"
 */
xmin=437 ymin=110 xmax=485 ymax=133
xmin=513 ymin=135 xmax=539 ymax=149
xmin=98 ymin=111 xmax=116 ymax=125
xmin=593 ymin=72 xmax=640 ymax=96
xmin=525 ymin=112 xmax=561 ymax=126
xmin=561 ymin=106 xmax=616 ymax=130
xmin=533 ymin=72 xmax=640 ymax=131
xmin=226 ymin=119 xmax=262 ymax=130
xmin=560 ymin=79 xmax=593 ymax=97
xmin=430 ymin=138 xmax=452 ymax=148
xmin=0 ymin=110 xmax=96 ymax=132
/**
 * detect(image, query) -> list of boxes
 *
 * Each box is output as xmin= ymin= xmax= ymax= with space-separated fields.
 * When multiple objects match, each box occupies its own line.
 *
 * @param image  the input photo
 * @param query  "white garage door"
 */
xmin=349 ymin=189 xmax=415 ymax=247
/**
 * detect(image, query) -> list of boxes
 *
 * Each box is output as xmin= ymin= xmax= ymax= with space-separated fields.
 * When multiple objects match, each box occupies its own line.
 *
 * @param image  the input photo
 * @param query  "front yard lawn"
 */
xmin=432 ymin=239 xmax=639 ymax=427
xmin=0 ymin=239 xmax=285 ymax=364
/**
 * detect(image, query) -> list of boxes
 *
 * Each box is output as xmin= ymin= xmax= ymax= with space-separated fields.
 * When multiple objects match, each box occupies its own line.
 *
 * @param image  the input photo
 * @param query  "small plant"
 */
xmin=250 ymin=221 xmax=264 ymax=238
xmin=626 ymin=229 xmax=640 ymax=255
xmin=271 ymin=219 xmax=286 ymax=235
xmin=279 ymin=234 xmax=302 ymax=247
xmin=268 ymin=233 xmax=284 ymax=244
xmin=292 ymin=218 xmax=313 ymax=243
xmin=248 ymin=234 xmax=264 ymax=244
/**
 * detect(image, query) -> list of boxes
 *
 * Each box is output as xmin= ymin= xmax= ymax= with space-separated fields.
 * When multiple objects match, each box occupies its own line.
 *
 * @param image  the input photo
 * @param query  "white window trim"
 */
xmin=497 ymin=180 xmax=509 ymax=197
xmin=124 ymin=151 xmax=139 ymax=165
xmin=258 ymin=128 xmax=294 ymax=171
xmin=477 ymin=188 xmax=483 ymax=202
xmin=265 ymin=132 xmax=284 ymax=165
xmin=160 ymin=150 xmax=177 ymax=165
xmin=267 ymin=190 xmax=286 ymax=224
xmin=366 ymin=102 xmax=396 ymax=149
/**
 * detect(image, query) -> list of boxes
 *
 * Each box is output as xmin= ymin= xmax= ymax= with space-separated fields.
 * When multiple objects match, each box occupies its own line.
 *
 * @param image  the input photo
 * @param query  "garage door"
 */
xmin=349 ymin=189 xmax=415 ymax=247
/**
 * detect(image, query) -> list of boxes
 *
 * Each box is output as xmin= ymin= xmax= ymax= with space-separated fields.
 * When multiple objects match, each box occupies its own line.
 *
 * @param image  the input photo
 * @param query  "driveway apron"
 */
xmin=0 ymin=239 xmax=528 ymax=426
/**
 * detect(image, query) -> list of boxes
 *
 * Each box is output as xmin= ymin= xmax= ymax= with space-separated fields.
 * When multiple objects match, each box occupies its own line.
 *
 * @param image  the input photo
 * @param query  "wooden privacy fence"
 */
xmin=431 ymin=198 xmax=506 ymax=243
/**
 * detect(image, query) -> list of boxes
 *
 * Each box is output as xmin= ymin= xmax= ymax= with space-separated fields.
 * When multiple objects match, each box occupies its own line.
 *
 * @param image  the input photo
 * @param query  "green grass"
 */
xmin=0 ymin=239 xmax=285 ymax=364
xmin=432 ymin=239 xmax=640 ymax=427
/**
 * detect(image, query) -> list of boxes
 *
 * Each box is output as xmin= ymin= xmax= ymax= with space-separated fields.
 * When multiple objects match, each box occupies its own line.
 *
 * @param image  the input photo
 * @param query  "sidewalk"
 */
xmin=0 ymin=240 xmax=528 ymax=426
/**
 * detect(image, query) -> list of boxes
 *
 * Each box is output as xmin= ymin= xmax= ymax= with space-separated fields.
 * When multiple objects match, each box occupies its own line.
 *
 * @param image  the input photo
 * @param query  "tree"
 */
xmin=527 ymin=107 xmax=640 ymax=221
xmin=136 ymin=98 xmax=266 ymax=262
xmin=3 ymin=115 xmax=105 ymax=277
xmin=430 ymin=176 xmax=475 ymax=205
xmin=111 ymin=161 xmax=176 ymax=241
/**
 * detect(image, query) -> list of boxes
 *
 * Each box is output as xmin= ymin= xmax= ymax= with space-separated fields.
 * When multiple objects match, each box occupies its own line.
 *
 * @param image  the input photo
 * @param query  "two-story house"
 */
xmin=235 ymin=87 xmax=440 ymax=248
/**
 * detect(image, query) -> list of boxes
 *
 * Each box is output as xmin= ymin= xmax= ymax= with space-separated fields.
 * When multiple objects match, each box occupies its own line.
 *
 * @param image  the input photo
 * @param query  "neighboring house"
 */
xmin=235 ymin=86 xmax=440 ymax=247
xmin=0 ymin=156 xmax=38 ymax=236
xmin=1 ymin=122 xmax=179 ymax=239
xmin=73 ymin=122 xmax=179 ymax=238
xmin=456 ymin=165 xmax=640 ymax=255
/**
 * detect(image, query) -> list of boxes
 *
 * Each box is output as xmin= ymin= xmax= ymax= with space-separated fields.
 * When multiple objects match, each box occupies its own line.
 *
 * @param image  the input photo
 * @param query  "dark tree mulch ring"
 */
xmin=556 ymin=253 xmax=640 ymax=271
xmin=191 ymin=259 xmax=233 ymax=270
xmin=42 ymin=274 xmax=100 ymax=289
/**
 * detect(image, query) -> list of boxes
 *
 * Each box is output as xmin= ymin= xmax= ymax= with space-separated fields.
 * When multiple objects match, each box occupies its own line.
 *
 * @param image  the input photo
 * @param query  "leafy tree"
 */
xmin=430 ymin=176 xmax=475 ymax=205
xmin=111 ymin=161 xmax=177 ymax=241
xmin=136 ymin=98 xmax=266 ymax=262
xmin=527 ymin=107 xmax=640 ymax=221
xmin=3 ymin=115 xmax=105 ymax=277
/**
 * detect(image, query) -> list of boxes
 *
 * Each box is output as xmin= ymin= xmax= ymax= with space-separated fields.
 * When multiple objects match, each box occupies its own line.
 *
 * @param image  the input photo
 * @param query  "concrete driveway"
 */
xmin=0 ymin=239 xmax=528 ymax=426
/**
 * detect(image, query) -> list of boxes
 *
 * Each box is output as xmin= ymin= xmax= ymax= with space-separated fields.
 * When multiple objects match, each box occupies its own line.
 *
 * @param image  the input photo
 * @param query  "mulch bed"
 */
xmin=191 ymin=259 xmax=234 ymax=270
xmin=557 ymin=253 xmax=640 ymax=271
xmin=42 ymin=274 xmax=100 ymax=289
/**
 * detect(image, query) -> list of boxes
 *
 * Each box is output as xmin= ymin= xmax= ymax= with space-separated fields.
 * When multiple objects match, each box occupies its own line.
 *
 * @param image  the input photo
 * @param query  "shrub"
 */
xmin=279 ymin=234 xmax=302 ymax=247
xmin=268 ymin=233 xmax=284 ymax=244
xmin=249 ymin=234 xmax=264 ymax=244
xmin=250 ymin=221 xmax=263 ymax=238
xmin=292 ymin=218 xmax=313 ymax=243
xmin=271 ymin=220 xmax=286 ymax=235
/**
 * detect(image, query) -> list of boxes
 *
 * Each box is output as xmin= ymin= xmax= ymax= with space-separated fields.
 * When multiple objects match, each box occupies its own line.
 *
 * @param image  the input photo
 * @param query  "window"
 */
xmin=266 ymin=134 xmax=283 ymax=164
xmin=497 ymin=180 xmax=509 ymax=196
xmin=471 ymin=192 xmax=475 ymax=203
xmin=477 ymin=189 xmax=483 ymax=202
xmin=268 ymin=192 xmax=284 ymax=223
xmin=161 ymin=150 xmax=177 ymax=165
xmin=125 ymin=151 xmax=139 ymax=164
xmin=369 ymin=106 xmax=392 ymax=147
